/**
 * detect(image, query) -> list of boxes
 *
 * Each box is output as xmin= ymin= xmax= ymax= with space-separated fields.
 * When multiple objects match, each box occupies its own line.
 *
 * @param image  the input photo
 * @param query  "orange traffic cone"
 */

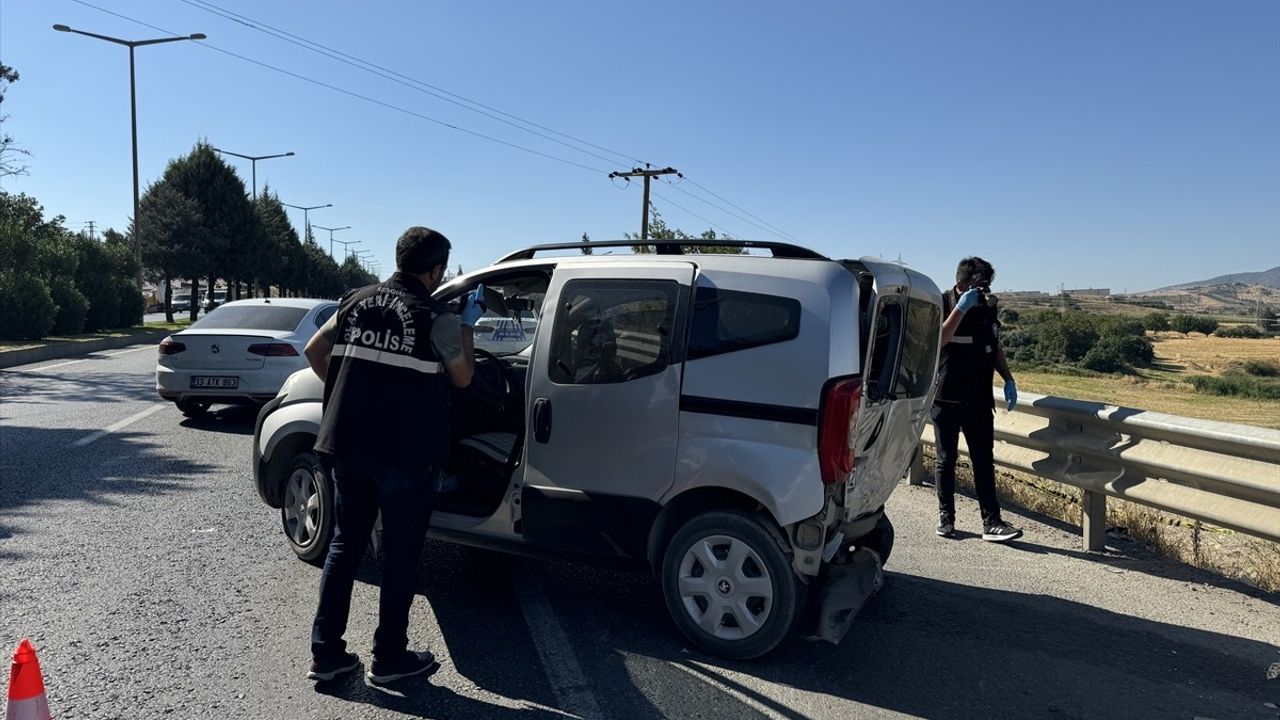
xmin=6 ymin=639 xmax=52 ymax=720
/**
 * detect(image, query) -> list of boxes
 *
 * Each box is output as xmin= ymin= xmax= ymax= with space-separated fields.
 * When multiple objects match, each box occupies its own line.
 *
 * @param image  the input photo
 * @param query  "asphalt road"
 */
xmin=1 ymin=343 xmax=1278 ymax=720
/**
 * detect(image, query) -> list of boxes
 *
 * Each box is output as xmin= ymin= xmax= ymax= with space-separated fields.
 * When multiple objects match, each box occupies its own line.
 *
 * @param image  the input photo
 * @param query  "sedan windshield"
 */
xmin=191 ymin=305 xmax=310 ymax=332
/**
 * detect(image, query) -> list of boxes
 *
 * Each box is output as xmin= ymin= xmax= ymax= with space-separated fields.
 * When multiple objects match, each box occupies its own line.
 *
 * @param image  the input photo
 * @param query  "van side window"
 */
xmin=864 ymin=300 xmax=904 ymax=402
xmin=687 ymin=287 xmax=800 ymax=360
xmin=895 ymin=298 xmax=941 ymax=398
xmin=548 ymin=280 xmax=679 ymax=385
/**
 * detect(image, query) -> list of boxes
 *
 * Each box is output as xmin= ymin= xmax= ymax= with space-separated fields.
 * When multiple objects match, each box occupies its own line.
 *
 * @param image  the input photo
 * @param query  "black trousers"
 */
xmin=311 ymin=460 xmax=435 ymax=663
xmin=931 ymin=401 xmax=1002 ymax=528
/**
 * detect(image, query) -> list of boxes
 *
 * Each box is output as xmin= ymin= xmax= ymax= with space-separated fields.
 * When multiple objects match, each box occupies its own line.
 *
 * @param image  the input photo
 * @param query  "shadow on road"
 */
xmin=0 ymin=426 xmax=214 ymax=560
xmin=0 ymin=365 xmax=155 ymax=406
xmin=178 ymin=405 xmax=258 ymax=436
xmin=499 ymin=557 xmax=1278 ymax=720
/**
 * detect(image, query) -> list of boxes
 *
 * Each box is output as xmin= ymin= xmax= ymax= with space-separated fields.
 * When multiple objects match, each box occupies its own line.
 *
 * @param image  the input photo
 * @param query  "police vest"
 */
xmin=314 ymin=273 xmax=453 ymax=473
xmin=936 ymin=290 xmax=999 ymax=406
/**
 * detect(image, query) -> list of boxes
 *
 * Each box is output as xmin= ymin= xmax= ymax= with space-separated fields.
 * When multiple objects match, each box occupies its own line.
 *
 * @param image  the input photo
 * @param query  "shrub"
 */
xmin=0 ymin=272 xmax=57 ymax=340
xmin=1241 ymin=359 xmax=1280 ymax=378
xmin=48 ymin=276 xmax=88 ymax=335
xmin=1170 ymin=314 xmax=1219 ymax=335
xmin=114 ymin=278 xmax=145 ymax=327
xmin=1080 ymin=343 xmax=1127 ymax=373
xmin=1188 ymin=373 xmax=1280 ymax=400
xmin=1214 ymin=325 xmax=1265 ymax=339
xmin=1141 ymin=312 xmax=1170 ymax=331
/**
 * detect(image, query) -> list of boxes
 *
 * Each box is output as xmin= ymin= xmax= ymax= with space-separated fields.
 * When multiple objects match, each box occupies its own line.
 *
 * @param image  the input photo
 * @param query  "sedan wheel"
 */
xmin=280 ymin=452 xmax=332 ymax=563
xmin=661 ymin=510 xmax=799 ymax=660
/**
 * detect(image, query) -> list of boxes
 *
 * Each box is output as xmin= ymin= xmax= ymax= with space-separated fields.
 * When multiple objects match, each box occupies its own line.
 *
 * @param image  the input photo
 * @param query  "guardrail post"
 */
xmin=1082 ymin=489 xmax=1107 ymax=552
xmin=907 ymin=444 xmax=928 ymax=486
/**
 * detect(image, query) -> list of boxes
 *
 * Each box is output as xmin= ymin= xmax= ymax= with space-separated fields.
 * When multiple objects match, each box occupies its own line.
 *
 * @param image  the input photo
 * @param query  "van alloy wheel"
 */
xmin=283 ymin=467 xmax=321 ymax=549
xmin=677 ymin=534 xmax=775 ymax=640
xmin=279 ymin=451 xmax=332 ymax=564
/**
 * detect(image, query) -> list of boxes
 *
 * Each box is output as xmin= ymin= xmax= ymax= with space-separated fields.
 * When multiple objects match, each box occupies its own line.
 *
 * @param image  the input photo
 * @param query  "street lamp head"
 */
xmin=285 ymin=152 xmax=296 ymax=156
xmin=53 ymin=24 xmax=72 ymax=32
xmin=189 ymin=33 xmax=207 ymax=40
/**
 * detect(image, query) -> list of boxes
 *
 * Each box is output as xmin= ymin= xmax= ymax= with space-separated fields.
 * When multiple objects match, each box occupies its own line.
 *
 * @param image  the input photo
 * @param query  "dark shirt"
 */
xmin=314 ymin=273 xmax=456 ymax=472
xmin=935 ymin=289 xmax=1001 ymax=407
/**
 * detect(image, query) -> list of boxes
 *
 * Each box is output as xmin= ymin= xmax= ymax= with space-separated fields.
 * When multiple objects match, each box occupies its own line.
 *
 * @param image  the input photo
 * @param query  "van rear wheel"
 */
xmin=661 ymin=510 xmax=798 ymax=660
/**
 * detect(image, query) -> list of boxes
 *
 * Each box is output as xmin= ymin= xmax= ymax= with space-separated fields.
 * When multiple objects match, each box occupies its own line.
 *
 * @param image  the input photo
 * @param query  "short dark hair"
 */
xmin=956 ymin=256 xmax=995 ymax=287
xmin=396 ymin=226 xmax=451 ymax=275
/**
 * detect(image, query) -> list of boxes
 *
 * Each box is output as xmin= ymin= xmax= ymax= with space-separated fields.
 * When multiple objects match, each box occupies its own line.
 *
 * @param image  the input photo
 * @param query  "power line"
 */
xmin=650 ymin=190 xmax=741 ymax=240
xmin=680 ymin=176 xmax=801 ymax=244
xmin=660 ymin=176 xmax=798 ymax=243
xmin=176 ymin=1 xmax=800 ymax=243
xmin=70 ymin=0 xmax=612 ymax=175
xmin=72 ymin=1 xmax=798 ymax=242
xmin=177 ymin=0 xmax=643 ymax=169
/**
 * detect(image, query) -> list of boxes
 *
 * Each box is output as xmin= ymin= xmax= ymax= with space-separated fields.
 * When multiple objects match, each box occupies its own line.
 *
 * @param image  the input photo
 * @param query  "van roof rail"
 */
xmin=495 ymin=239 xmax=828 ymax=264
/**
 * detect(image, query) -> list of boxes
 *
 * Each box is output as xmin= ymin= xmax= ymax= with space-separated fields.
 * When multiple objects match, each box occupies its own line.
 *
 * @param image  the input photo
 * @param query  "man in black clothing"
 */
xmin=933 ymin=256 xmax=1022 ymax=543
xmin=302 ymin=226 xmax=485 ymax=684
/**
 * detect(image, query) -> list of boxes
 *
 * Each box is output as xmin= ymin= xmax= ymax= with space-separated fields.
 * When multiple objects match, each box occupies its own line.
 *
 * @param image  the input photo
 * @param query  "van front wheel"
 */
xmin=660 ymin=510 xmax=798 ymax=660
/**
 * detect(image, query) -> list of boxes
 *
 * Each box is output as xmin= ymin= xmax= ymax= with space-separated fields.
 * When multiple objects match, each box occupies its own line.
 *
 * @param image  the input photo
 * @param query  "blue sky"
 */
xmin=2 ymin=0 xmax=1277 ymax=292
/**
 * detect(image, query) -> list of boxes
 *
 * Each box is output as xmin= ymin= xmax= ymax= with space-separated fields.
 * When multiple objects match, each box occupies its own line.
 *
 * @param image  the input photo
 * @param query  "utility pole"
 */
xmin=608 ymin=165 xmax=680 ymax=240
xmin=86 ymin=220 xmax=96 ymax=240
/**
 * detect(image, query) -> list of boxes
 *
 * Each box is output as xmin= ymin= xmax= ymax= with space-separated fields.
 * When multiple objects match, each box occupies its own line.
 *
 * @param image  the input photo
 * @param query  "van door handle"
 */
xmin=533 ymin=397 xmax=553 ymax=443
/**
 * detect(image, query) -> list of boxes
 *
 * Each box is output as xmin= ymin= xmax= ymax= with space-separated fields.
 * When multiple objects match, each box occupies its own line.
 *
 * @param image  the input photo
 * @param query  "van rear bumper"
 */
xmin=811 ymin=545 xmax=884 ymax=644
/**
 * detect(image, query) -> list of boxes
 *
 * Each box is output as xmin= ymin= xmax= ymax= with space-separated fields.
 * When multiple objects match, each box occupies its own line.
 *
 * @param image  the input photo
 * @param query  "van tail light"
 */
xmin=818 ymin=376 xmax=862 ymax=485
xmin=158 ymin=338 xmax=186 ymax=356
xmin=248 ymin=343 xmax=299 ymax=357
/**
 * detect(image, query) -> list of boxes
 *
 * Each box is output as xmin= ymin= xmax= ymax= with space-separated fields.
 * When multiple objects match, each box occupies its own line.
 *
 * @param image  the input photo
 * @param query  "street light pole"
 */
xmin=282 ymin=202 xmax=332 ymax=242
xmin=54 ymin=23 xmax=206 ymax=291
xmin=334 ymin=239 xmax=361 ymax=259
xmin=212 ymin=148 xmax=295 ymax=198
xmin=314 ymin=225 xmax=352 ymax=257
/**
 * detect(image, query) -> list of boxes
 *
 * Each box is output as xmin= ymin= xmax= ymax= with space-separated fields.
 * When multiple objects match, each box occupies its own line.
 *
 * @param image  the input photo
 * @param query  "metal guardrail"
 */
xmin=909 ymin=389 xmax=1280 ymax=550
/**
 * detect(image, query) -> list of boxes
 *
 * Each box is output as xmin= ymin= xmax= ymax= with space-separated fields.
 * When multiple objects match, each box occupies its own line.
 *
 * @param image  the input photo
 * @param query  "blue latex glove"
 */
xmin=956 ymin=287 xmax=982 ymax=312
xmin=1004 ymin=379 xmax=1018 ymax=411
xmin=460 ymin=284 xmax=486 ymax=327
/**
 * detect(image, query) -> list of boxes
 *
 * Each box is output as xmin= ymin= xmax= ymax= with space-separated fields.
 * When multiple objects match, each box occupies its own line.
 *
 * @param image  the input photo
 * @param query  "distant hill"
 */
xmin=1147 ymin=267 xmax=1280 ymax=293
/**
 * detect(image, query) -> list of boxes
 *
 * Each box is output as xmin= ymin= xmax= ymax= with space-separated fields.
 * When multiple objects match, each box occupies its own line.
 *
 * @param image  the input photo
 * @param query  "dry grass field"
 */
xmin=1015 ymin=334 xmax=1280 ymax=429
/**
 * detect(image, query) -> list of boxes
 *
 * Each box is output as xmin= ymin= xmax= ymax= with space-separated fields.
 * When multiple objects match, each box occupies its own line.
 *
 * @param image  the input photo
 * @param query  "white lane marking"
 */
xmin=102 ymin=346 xmax=155 ymax=357
xmin=71 ymin=404 xmax=166 ymax=447
xmin=512 ymin=568 xmax=604 ymax=720
xmin=669 ymin=661 xmax=794 ymax=720
xmin=18 ymin=344 xmax=155 ymax=372
xmin=26 ymin=359 xmax=86 ymax=371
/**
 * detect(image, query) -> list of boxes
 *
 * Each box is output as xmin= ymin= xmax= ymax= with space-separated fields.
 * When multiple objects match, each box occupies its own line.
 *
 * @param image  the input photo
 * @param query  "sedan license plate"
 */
xmin=190 ymin=376 xmax=239 ymax=389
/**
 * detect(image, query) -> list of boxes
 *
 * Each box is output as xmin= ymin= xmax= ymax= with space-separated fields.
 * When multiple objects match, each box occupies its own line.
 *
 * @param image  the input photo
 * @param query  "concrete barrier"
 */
xmin=0 ymin=331 xmax=168 ymax=370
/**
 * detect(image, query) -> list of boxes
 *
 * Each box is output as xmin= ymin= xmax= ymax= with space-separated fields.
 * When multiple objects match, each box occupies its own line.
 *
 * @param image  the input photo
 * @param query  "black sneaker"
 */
xmin=307 ymin=651 xmax=361 ymax=681
xmin=936 ymin=517 xmax=955 ymax=538
xmin=982 ymin=521 xmax=1023 ymax=543
xmin=367 ymin=651 xmax=438 ymax=685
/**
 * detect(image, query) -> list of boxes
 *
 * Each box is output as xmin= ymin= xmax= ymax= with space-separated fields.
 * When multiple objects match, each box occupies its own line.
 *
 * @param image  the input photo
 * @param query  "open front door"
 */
xmin=521 ymin=260 xmax=695 ymax=559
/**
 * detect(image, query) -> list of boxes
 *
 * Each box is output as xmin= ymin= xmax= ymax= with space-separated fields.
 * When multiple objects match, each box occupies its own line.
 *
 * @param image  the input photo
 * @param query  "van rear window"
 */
xmin=688 ymin=287 xmax=800 ymax=360
xmin=896 ymin=298 xmax=941 ymax=398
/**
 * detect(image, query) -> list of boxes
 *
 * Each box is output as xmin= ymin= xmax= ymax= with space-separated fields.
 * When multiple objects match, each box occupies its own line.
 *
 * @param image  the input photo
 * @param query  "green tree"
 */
xmin=625 ymin=206 xmax=745 ymax=254
xmin=339 ymin=254 xmax=377 ymax=291
xmin=138 ymin=181 xmax=204 ymax=322
xmin=252 ymin=188 xmax=299 ymax=298
xmin=581 ymin=232 xmax=593 ymax=255
xmin=0 ymin=64 xmax=29 ymax=178
xmin=150 ymin=141 xmax=255 ymax=316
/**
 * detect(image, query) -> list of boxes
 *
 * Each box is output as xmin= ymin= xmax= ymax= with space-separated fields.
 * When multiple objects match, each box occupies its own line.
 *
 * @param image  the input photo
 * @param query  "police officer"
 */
xmin=934 ymin=256 xmax=1022 ymax=543
xmin=302 ymin=226 xmax=486 ymax=684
